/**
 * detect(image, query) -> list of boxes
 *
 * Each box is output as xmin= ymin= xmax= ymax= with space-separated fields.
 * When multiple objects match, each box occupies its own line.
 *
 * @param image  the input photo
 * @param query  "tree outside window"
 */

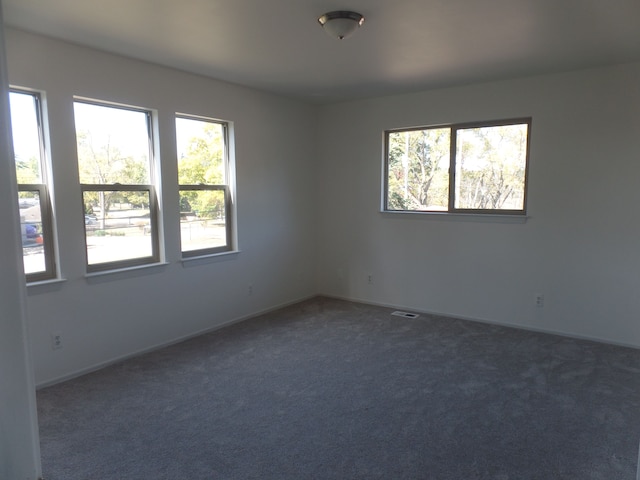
xmin=385 ymin=119 xmax=530 ymax=214
xmin=176 ymin=116 xmax=232 ymax=256
xmin=74 ymin=100 xmax=159 ymax=271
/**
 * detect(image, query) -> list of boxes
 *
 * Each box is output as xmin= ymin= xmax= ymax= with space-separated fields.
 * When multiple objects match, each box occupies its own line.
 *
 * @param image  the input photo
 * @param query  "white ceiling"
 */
xmin=3 ymin=0 xmax=640 ymax=103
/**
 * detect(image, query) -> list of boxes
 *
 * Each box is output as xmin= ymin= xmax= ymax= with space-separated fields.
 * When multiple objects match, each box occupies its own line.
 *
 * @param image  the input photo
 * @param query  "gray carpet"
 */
xmin=37 ymin=297 xmax=640 ymax=479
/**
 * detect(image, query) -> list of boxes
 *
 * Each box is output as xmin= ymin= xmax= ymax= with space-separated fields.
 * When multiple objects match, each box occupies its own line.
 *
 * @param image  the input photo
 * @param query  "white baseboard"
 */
xmin=36 ymin=294 xmax=317 ymax=389
xmin=320 ymin=293 xmax=640 ymax=351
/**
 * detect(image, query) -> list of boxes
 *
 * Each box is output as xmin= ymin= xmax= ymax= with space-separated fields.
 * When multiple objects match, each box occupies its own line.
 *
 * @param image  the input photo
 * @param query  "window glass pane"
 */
xmin=11 ymin=90 xmax=55 ymax=280
xmin=176 ymin=116 xmax=230 ymax=255
xmin=176 ymin=117 xmax=226 ymax=184
xmin=386 ymin=128 xmax=450 ymax=211
xmin=9 ymin=91 xmax=42 ymax=183
xmin=180 ymin=189 xmax=227 ymax=253
xmin=74 ymin=102 xmax=150 ymax=184
xmin=454 ymin=124 xmax=528 ymax=210
xmin=75 ymin=100 xmax=158 ymax=271
xmin=83 ymin=191 xmax=154 ymax=266
xmin=19 ymin=191 xmax=45 ymax=274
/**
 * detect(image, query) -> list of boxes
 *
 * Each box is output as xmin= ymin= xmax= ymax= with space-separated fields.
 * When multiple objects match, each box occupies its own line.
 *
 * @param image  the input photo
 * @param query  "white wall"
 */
xmin=316 ymin=63 xmax=640 ymax=347
xmin=7 ymin=28 xmax=318 ymax=386
xmin=7 ymin=26 xmax=640 ymax=391
xmin=0 ymin=11 xmax=41 ymax=480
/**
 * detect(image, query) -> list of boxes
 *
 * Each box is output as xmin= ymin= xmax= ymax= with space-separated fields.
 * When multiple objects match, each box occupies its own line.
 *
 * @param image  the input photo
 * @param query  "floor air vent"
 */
xmin=391 ymin=311 xmax=420 ymax=319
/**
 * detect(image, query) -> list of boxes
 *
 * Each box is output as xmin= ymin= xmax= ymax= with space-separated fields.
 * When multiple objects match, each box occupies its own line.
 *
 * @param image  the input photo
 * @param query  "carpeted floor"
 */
xmin=37 ymin=297 xmax=640 ymax=479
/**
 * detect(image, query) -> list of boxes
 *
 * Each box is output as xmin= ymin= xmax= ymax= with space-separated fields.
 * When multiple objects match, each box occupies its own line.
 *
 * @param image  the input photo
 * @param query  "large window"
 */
xmin=385 ymin=118 xmax=531 ymax=214
xmin=9 ymin=90 xmax=56 ymax=282
xmin=74 ymin=100 xmax=159 ymax=272
xmin=175 ymin=115 xmax=232 ymax=257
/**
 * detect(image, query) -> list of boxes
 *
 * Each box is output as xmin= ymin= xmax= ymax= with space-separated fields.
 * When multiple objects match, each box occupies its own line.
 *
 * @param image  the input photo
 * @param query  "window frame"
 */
xmin=74 ymin=99 xmax=161 ymax=273
xmin=80 ymin=184 xmax=160 ymax=272
xmin=176 ymin=115 xmax=233 ymax=258
xmin=384 ymin=117 xmax=532 ymax=216
xmin=10 ymin=89 xmax=57 ymax=282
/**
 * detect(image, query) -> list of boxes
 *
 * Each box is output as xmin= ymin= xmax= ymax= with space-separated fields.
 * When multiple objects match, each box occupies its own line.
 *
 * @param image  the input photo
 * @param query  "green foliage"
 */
xmin=15 ymin=156 xmax=40 ymax=184
xmin=386 ymin=124 xmax=527 ymax=211
xmin=178 ymin=124 xmax=224 ymax=185
xmin=76 ymin=131 xmax=148 ymax=184
xmin=178 ymin=122 xmax=226 ymax=218
xmin=77 ymin=130 xmax=150 ymax=215
xmin=387 ymin=128 xmax=449 ymax=210
xmin=455 ymin=125 xmax=527 ymax=210
xmin=179 ymin=196 xmax=192 ymax=213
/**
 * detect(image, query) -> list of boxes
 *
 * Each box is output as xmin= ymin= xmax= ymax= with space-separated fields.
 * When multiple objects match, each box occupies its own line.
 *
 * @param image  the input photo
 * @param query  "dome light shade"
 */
xmin=318 ymin=11 xmax=365 ymax=40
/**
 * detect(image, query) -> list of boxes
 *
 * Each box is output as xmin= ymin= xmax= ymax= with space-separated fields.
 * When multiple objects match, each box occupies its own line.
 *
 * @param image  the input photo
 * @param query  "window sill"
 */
xmin=27 ymin=277 xmax=67 ymax=288
xmin=380 ymin=210 xmax=529 ymax=224
xmin=85 ymin=261 xmax=170 ymax=279
xmin=181 ymin=249 xmax=240 ymax=266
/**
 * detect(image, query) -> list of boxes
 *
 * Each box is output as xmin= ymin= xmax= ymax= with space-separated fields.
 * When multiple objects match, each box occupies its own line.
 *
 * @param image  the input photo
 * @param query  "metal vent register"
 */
xmin=391 ymin=311 xmax=420 ymax=319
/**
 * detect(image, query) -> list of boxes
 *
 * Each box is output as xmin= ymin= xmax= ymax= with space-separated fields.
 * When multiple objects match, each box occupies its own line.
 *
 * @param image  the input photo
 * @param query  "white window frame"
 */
xmin=74 ymin=99 xmax=160 ymax=273
xmin=10 ymin=89 xmax=57 ymax=282
xmin=384 ymin=118 xmax=532 ymax=215
xmin=176 ymin=114 xmax=233 ymax=258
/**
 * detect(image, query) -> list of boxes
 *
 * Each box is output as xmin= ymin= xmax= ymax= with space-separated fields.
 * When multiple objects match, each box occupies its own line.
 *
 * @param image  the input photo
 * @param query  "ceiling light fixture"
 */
xmin=318 ymin=11 xmax=365 ymax=40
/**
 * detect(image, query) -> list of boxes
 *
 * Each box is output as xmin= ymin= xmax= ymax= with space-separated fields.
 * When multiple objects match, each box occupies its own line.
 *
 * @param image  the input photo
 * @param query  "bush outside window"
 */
xmin=385 ymin=118 xmax=531 ymax=214
xmin=175 ymin=115 xmax=232 ymax=257
xmin=74 ymin=100 xmax=159 ymax=272
xmin=9 ymin=90 xmax=56 ymax=281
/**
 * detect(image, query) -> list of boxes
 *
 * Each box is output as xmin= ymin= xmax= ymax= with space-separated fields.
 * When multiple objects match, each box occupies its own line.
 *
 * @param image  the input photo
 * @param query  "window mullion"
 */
xmin=448 ymin=127 xmax=457 ymax=212
xmin=38 ymin=185 xmax=56 ymax=279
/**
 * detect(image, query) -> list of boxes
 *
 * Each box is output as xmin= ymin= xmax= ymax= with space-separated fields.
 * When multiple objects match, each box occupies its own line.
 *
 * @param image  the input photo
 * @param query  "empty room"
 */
xmin=2 ymin=1 xmax=640 ymax=479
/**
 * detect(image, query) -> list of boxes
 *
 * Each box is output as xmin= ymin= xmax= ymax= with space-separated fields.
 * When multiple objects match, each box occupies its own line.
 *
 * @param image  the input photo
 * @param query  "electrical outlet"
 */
xmin=367 ymin=274 xmax=373 ymax=285
xmin=535 ymin=294 xmax=544 ymax=308
xmin=248 ymin=284 xmax=253 ymax=296
xmin=51 ymin=332 xmax=63 ymax=350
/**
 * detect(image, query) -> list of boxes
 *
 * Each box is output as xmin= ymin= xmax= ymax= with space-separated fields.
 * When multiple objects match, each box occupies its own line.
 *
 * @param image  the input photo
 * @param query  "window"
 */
xmin=385 ymin=118 xmax=531 ymax=214
xmin=74 ymin=100 xmax=159 ymax=272
xmin=9 ymin=90 xmax=56 ymax=282
xmin=175 ymin=115 xmax=233 ymax=257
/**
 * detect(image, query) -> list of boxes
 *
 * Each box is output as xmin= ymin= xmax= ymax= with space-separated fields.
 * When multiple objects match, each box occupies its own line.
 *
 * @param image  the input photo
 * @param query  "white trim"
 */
xmin=181 ymin=249 xmax=240 ymax=265
xmin=321 ymin=293 xmax=640 ymax=351
xmin=380 ymin=210 xmax=529 ymax=224
xmin=84 ymin=261 xmax=169 ymax=278
xmin=27 ymin=277 xmax=67 ymax=288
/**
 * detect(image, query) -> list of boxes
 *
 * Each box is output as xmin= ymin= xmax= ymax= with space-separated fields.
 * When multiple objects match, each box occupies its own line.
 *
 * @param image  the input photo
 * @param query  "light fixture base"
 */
xmin=318 ymin=11 xmax=365 ymax=40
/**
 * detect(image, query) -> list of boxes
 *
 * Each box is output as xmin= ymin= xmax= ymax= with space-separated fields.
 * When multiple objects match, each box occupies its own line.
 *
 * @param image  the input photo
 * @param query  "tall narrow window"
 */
xmin=385 ymin=118 xmax=531 ymax=214
xmin=74 ymin=100 xmax=159 ymax=272
xmin=176 ymin=115 xmax=232 ymax=257
xmin=9 ymin=90 xmax=56 ymax=281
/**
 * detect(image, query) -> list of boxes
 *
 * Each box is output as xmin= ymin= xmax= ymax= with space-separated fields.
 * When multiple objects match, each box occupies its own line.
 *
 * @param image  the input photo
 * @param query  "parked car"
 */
xmin=19 ymin=198 xmax=38 ymax=209
xmin=22 ymin=224 xmax=43 ymax=247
